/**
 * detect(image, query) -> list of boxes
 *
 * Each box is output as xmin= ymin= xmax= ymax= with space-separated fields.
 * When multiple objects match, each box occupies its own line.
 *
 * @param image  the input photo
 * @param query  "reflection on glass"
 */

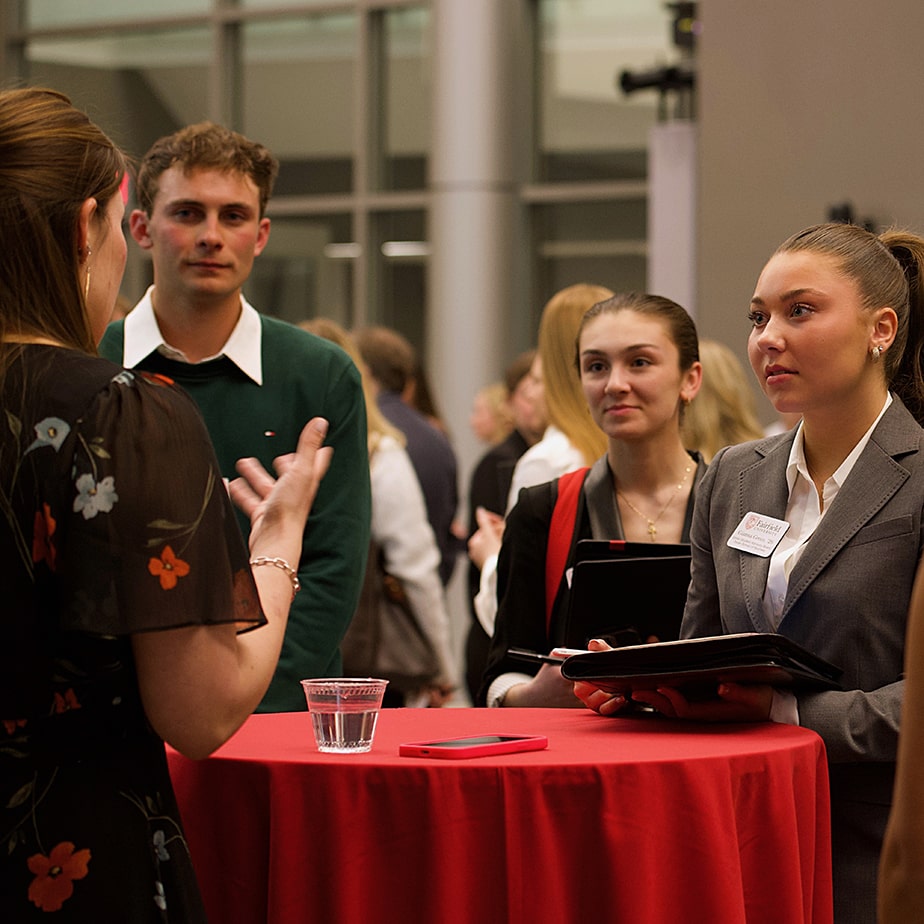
xmin=246 ymin=214 xmax=354 ymax=327
xmin=532 ymin=199 xmax=647 ymax=328
xmin=382 ymin=6 xmax=430 ymax=191
xmin=239 ymin=0 xmax=348 ymax=8
xmin=243 ymin=16 xmax=356 ymax=196
xmin=374 ymin=211 xmax=427 ymax=344
xmin=25 ymin=28 xmax=211 ymax=155
xmin=538 ymin=0 xmax=675 ymax=182
xmin=27 ymin=0 xmax=208 ymax=28
xmin=536 ymin=199 xmax=647 ymax=243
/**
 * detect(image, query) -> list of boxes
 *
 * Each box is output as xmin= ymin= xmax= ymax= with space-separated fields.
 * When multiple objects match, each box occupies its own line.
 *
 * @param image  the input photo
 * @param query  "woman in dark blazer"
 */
xmin=576 ymin=223 xmax=924 ymax=924
xmin=480 ymin=292 xmax=705 ymax=708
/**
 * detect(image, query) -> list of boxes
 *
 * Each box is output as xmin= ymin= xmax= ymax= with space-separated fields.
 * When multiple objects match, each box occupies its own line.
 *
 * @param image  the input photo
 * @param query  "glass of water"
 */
xmin=300 ymin=678 xmax=389 ymax=754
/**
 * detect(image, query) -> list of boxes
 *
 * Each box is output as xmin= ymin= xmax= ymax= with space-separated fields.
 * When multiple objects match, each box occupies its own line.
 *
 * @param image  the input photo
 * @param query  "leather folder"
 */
xmin=560 ymin=632 xmax=843 ymax=697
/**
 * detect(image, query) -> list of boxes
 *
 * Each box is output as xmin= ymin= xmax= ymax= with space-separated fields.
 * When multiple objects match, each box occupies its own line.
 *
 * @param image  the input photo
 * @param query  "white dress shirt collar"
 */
xmin=784 ymin=392 xmax=892 ymax=496
xmin=122 ymin=286 xmax=264 ymax=384
xmin=763 ymin=393 xmax=893 ymax=626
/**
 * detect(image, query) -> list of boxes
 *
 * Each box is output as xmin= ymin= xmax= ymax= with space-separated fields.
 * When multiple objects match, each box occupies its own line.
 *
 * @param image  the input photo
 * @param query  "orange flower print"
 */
xmin=148 ymin=545 xmax=191 ymax=590
xmin=27 ymin=842 xmax=91 ymax=912
xmin=53 ymin=689 xmax=81 ymax=714
xmin=32 ymin=503 xmax=57 ymax=570
xmin=3 ymin=718 xmax=27 ymax=735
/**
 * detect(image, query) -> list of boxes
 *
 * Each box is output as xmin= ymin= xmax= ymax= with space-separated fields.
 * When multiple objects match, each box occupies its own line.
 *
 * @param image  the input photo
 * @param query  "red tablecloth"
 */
xmin=167 ymin=708 xmax=832 ymax=924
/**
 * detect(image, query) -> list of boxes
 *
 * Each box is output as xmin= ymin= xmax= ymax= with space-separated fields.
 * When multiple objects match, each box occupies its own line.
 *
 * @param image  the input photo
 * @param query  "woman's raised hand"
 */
xmin=230 ymin=417 xmax=333 ymax=556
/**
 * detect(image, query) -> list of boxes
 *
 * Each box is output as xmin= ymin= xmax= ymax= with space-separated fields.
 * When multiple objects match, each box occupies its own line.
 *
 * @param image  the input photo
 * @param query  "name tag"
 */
xmin=727 ymin=511 xmax=790 ymax=557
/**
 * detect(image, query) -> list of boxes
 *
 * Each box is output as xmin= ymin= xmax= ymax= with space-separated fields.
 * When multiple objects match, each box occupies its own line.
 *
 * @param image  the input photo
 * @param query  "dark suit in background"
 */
xmin=378 ymin=390 xmax=460 ymax=587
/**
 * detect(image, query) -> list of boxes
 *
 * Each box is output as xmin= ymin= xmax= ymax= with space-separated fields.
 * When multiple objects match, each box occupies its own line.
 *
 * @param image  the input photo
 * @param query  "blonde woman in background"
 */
xmin=505 ymin=283 xmax=613 ymax=505
xmin=469 ymin=381 xmax=514 ymax=446
xmin=299 ymin=318 xmax=456 ymax=707
xmin=469 ymin=283 xmax=613 ymax=638
xmin=681 ymin=338 xmax=764 ymax=461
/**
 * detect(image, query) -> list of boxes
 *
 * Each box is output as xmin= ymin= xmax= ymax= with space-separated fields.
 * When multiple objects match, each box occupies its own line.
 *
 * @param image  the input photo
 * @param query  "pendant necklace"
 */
xmin=617 ymin=461 xmax=693 ymax=542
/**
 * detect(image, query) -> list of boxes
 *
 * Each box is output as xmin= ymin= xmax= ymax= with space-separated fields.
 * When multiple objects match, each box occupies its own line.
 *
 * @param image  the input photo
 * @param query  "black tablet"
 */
xmin=573 ymin=539 xmax=691 ymax=565
xmin=563 ymin=548 xmax=692 ymax=649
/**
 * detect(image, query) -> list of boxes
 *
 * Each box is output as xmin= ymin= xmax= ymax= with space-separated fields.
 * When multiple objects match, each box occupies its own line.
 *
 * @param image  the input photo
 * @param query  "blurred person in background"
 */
xmin=464 ymin=349 xmax=546 ymax=701
xmin=354 ymin=325 xmax=461 ymax=587
xmin=301 ymin=319 xmax=456 ymax=707
xmin=468 ymin=283 xmax=613 ymax=639
xmin=681 ymin=337 xmax=764 ymax=462
xmin=469 ymin=381 xmax=514 ymax=447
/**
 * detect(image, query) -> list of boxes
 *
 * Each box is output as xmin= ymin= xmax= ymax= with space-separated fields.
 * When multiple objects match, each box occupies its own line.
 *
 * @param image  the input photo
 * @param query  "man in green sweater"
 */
xmin=100 ymin=122 xmax=371 ymax=712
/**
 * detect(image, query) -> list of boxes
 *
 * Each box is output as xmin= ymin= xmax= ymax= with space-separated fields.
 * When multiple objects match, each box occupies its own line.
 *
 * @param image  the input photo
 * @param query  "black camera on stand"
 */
xmin=617 ymin=3 xmax=699 ymax=121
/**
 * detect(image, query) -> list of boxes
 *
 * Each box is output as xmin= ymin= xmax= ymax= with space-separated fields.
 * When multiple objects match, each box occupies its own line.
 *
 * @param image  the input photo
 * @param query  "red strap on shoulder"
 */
xmin=545 ymin=467 xmax=589 ymax=632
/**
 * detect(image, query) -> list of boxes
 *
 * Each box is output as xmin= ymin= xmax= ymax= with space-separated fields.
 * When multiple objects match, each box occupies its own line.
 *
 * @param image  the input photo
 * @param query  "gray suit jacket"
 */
xmin=681 ymin=397 xmax=924 ymax=922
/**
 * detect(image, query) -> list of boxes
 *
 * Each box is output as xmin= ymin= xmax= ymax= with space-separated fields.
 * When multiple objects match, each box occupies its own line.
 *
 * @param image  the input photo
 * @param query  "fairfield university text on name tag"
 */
xmin=727 ymin=512 xmax=790 ymax=557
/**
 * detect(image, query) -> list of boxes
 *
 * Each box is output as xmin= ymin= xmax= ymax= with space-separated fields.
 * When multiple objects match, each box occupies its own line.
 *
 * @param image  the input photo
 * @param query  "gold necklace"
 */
xmin=617 ymin=462 xmax=693 ymax=541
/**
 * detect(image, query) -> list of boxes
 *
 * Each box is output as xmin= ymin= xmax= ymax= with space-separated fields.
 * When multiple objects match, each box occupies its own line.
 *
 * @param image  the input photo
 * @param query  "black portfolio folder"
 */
xmin=560 ymin=632 xmax=843 ymax=696
xmin=562 ymin=540 xmax=692 ymax=649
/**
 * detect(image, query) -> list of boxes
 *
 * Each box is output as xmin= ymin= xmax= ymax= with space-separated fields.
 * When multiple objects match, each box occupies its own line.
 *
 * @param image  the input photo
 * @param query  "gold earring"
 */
xmin=83 ymin=244 xmax=92 ymax=301
xmin=872 ymin=344 xmax=883 ymax=360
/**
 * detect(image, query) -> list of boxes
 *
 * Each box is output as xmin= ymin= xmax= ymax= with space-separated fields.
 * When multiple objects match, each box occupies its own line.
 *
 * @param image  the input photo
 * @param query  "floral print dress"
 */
xmin=0 ymin=345 xmax=264 ymax=922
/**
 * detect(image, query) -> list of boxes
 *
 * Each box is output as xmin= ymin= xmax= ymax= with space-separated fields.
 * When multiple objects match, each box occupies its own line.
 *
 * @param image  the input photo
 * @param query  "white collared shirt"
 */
xmin=762 ymin=393 xmax=892 ymax=627
xmin=122 ymin=286 xmax=264 ymax=385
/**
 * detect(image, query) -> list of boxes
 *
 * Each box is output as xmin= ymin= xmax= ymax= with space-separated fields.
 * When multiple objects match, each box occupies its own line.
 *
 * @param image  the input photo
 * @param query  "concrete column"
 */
xmin=428 ymin=0 xmax=525 ymax=497
xmin=648 ymin=121 xmax=697 ymax=316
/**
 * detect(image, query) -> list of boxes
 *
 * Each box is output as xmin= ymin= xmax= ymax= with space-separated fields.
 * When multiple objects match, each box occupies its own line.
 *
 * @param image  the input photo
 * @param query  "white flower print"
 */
xmin=73 ymin=474 xmax=119 ymax=519
xmin=153 ymin=830 xmax=170 ymax=861
xmin=25 ymin=416 xmax=71 ymax=453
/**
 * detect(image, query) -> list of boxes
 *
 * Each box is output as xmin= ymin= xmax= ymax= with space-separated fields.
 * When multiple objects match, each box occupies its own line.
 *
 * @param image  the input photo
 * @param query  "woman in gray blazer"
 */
xmin=575 ymin=223 xmax=924 ymax=924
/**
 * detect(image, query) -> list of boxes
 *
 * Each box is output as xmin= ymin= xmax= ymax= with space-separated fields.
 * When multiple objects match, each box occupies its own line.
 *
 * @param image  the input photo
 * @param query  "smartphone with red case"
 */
xmin=398 ymin=734 xmax=549 ymax=759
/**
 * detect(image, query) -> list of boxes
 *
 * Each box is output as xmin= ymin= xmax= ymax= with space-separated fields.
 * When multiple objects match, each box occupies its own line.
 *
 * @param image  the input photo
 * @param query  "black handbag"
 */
xmin=341 ymin=539 xmax=440 ymax=693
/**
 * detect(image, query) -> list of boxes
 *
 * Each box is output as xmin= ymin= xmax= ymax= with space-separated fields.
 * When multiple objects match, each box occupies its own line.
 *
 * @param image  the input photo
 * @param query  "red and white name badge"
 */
xmin=727 ymin=511 xmax=789 ymax=557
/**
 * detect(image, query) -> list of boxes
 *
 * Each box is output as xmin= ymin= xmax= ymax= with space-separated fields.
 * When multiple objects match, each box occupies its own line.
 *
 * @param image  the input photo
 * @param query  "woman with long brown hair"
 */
xmin=0 ymin=87 xmax=328 ymax=921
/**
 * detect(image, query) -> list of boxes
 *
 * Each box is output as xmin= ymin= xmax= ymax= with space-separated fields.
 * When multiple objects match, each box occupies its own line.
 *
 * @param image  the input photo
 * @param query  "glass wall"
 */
xmin=382 ymin=6 xmax=430 ymax=192
xmin=6 ymin=0 xmax=684 ymax=350
xmin=23 ymin=28 xmax=211 ymax=158
xmin=531 ymin=0 xmax=679 ymax=322
xmin=27 ymin=0 xmax=208 ymax=28
xmin=242 ymin=15 xmax=356 ymax=197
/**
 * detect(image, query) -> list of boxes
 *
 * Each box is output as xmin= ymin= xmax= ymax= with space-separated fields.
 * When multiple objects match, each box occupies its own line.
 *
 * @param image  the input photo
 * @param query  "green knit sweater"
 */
xmin=100 ymin=314 xmax=371 ymax=712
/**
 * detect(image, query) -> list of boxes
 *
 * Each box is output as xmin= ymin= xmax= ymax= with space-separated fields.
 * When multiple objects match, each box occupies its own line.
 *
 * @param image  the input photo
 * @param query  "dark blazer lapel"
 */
xmin=782 ymin=400 xmax=920 ymax=619
xmin=737 ymin=436 xmax=794 ymax=631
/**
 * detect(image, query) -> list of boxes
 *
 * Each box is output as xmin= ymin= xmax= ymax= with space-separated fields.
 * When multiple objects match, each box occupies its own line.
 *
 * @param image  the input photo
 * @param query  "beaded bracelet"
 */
xmin=249 ymin=556 xmax=301 ymax=597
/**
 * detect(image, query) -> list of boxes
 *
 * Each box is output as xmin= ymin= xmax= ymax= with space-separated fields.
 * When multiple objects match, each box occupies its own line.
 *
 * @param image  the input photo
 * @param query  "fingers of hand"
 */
xmin=313 ymin=445 xmax=334 ymax=482
xmin=475 ymin=507 xmax=505 ymax=540
xmin=228 ymin=476 xmax=261 ymax=516
xmin=630 ymin=688 xmax=679 ymax=717
xmin=298 ymin=416 xmax=329 ymax=454
xmin=717 ymin=682 xmax=773 ymax=719
xmin=475 ymin=506 xmax=501 ymax=526
xmin=274 ymin=418 xmax=329 ymax=479
xmin=234 ymin=456 xmax=276 ymax=499
xmin=573 ymin=681 xmax=626 ymax=715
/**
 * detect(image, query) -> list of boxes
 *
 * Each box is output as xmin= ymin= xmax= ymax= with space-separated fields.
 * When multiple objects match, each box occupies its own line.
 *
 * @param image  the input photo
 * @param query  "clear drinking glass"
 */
xmin=300 ymin=678 xmax=389 ymax=754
